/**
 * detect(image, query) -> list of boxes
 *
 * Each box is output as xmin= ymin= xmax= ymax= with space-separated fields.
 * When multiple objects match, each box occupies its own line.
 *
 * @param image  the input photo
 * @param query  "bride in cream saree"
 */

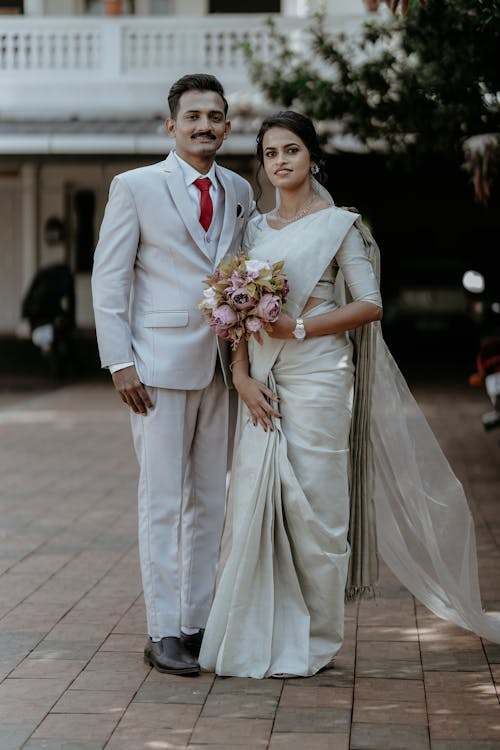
xmin=201 ymin=204 xmax=380 ymax=678
xmin=199 ymin=115 xmax=500 ymax=679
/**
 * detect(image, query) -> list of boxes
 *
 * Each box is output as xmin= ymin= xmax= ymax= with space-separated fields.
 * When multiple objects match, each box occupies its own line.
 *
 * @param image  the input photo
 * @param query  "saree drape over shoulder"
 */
xmin=199 ymin=207 xmax=500 ymax=679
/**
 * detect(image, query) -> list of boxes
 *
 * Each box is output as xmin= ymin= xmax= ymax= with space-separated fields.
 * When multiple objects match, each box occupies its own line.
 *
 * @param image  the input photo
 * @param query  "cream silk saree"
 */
xmin=199 ymin=206 xmax=500 ymax=679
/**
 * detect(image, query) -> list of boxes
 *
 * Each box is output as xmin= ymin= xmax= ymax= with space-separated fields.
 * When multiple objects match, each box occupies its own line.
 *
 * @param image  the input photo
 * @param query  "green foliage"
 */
xmin=244 ymin=1 xmax=500 ymax=166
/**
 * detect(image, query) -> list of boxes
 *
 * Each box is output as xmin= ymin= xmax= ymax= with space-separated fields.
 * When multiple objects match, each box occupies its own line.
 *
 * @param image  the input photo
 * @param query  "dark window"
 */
xmin=74 ymin=190 xmax=96 ymax=273
xmin=0 ymin=0 xmax=23 ymax=14
xmin=210 ymin=1 xmax=280 ymax=12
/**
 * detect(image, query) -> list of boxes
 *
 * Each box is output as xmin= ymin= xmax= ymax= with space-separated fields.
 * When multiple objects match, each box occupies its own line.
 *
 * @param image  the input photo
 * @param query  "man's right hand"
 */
xmin=112 ymin=366 xmax=154 ymax=415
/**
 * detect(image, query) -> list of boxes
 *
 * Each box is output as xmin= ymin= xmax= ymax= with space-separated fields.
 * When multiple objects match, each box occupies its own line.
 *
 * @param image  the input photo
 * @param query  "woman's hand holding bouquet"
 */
xmin=198 ymin=255 xmax=289 ymax=350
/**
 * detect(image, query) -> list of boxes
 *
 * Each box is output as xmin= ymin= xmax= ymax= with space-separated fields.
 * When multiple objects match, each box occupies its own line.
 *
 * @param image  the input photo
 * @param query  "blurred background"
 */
xmin=0 ymin=0 xmax=499 ymax=388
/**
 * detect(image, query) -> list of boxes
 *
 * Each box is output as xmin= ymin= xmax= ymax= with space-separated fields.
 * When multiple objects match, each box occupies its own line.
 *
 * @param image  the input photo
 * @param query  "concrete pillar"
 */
xmin=20 ymin=163 xmax=39 ymax=297
xmin=23 ymin=0 xmax=46 ymax=15
xmin=172 ymin=0 xmax=207 ymax=15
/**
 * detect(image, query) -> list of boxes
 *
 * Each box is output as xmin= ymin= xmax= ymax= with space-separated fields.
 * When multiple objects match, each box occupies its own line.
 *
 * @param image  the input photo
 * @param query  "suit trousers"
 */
xmin=130 ymin=370 xmax=228 ymax=639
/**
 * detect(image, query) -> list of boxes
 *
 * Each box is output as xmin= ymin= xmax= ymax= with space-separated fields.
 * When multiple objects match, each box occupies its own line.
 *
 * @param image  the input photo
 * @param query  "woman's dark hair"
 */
xmin=168 ymin=74 xmax=228 ymax=119
xmin=255 ymin=111 xmax=328 ymax=203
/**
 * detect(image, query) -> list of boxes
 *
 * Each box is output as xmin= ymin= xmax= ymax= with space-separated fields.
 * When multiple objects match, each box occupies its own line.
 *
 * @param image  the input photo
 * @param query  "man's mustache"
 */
xmin=191 ymin=132 xmax=217 ymax=140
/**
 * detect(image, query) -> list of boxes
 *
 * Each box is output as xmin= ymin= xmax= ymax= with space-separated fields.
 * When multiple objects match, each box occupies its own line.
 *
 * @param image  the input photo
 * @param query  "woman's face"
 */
xmin=262 ymin=127 xmax=313 ymax=190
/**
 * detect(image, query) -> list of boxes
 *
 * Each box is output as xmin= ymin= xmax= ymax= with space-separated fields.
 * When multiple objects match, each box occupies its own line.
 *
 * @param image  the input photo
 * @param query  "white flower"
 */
xmin=201 ymin=287 xmax=218 ymax=309
xmin=245 ymin=259 xmax=271 ymax=274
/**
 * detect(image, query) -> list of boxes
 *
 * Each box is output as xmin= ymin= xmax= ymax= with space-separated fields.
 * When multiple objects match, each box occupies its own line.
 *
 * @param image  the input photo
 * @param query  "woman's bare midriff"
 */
xmin=302 ymin=296 xmax=324 ymax=313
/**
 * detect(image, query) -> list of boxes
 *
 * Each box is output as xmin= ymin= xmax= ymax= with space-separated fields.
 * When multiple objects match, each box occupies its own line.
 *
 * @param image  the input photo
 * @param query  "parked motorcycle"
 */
xmin=463 ymin=270 xmax=500 ymax=431
xmin=21 ymin=263 xmax=76 ymax=379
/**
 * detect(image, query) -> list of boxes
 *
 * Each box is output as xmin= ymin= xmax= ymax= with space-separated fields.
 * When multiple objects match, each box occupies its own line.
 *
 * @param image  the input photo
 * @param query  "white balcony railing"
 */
xmin=0 ymin=14 xmax=362 ymax=118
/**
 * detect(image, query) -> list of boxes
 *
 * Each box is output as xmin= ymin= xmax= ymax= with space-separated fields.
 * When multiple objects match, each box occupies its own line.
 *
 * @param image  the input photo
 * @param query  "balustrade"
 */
xmin=0 ymin=14 xmax=359 ymax=116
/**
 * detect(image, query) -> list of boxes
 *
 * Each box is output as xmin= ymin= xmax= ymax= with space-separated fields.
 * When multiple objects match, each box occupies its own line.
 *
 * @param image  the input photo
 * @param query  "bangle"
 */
xmin=229 ymin=358 xmax=246 ymax=372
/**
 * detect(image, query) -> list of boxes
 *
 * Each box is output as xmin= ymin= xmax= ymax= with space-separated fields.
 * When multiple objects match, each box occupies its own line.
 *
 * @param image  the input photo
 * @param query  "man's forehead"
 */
xmin=178 ymin=90 xmax=225 ymax=114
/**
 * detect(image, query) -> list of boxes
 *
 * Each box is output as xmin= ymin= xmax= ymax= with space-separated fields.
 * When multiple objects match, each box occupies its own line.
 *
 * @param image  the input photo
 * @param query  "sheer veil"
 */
xmin=311 ymin=177 xmax=500 ymax=641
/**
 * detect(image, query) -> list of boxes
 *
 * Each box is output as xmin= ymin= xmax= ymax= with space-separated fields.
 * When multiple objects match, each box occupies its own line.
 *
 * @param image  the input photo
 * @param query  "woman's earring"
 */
xmin=310 ymin=165 xmax=320 ymax=175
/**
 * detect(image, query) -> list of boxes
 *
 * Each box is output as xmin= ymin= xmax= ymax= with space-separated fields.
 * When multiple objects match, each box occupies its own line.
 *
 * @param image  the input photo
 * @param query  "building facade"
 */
xmin=0 ymin=0 xmax=372 ymax=336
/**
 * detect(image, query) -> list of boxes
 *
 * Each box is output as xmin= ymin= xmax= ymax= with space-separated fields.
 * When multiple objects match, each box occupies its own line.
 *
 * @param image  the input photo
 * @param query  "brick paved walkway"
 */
xmin=0 ymin=378 xmax=499 ymax=749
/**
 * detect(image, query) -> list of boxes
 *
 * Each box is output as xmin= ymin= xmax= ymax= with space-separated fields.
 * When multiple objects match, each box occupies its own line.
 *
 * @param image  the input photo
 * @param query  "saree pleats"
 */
xmin=199 ymin=324 xmax=354 ymax=677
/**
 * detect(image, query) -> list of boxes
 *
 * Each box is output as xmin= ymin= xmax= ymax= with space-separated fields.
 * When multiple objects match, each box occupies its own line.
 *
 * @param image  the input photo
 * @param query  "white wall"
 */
xmin=23 ymin=0 xmax=366 ymax=15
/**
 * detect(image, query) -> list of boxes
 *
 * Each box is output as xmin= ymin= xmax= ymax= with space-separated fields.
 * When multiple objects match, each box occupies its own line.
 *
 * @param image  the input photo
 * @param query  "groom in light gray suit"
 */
xmin=92 ymin=74 xmax=255 ymax=675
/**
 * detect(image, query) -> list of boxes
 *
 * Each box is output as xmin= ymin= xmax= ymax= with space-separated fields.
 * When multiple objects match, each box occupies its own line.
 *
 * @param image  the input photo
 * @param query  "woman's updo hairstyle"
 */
xmin=255 ymin=111 xmax=328 ymax=185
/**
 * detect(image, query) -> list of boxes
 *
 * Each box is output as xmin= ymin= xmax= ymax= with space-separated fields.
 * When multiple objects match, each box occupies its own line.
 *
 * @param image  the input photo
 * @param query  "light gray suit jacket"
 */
xmin=92 ymin=152 xmax=255 ymax=389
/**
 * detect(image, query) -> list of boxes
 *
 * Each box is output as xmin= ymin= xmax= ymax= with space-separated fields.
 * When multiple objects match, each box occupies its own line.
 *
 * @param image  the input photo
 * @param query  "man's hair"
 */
xmin=168 ymin=74 xmax=228 ymax=119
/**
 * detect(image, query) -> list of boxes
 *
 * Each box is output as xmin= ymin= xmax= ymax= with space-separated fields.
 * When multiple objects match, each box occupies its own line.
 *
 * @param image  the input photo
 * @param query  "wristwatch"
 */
xmin=292 ymin=318 xmax=306 ymax=340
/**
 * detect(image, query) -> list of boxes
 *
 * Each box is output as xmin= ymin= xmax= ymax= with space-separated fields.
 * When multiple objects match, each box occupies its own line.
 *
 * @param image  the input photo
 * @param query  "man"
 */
xmin=92 ymin=74 xmax=255 ymax=675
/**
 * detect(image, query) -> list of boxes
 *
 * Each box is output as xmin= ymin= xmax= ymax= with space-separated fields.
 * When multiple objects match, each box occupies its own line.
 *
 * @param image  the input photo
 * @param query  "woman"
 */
xmin=199 ymin=112 xmax=500 ymax=679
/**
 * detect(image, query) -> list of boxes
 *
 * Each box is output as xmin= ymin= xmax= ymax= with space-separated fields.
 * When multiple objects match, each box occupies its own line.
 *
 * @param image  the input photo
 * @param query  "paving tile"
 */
xmin=354 ymin=677 xmax=425 ymax=703
xmin=9 ymin=658 xmax=87 ymax=680
xmin=353 ymin=698 xmax=427 ymax=725
xmin=491 ymin=663 xmax=500 ymax=687
xmin=28 ymin=641 xmax=100 ymax=661
xmin=355 ymin=658 xmax=423 ymax=680
xmin=51 ymin=688 xmax=134 ymax=714
xmin=280 ymin=685 xmax=352 ymax=708
xmin=117 ymin=701 xmax=201 ymax=729
xmin=357 ymin=625 xmax=419 ymax=642
xmin=356 ymin=640 xmax=421 ymax=661
xmin=105 ymin=728 xmax=189 ymax=750
xmin=423 ymin=670 xmax=497 ymax=693
xmin=70 ymin=667 xmax=145 ymax=692
xmin=268 ymin=733 xmax=349 ymax=750
xmin=0 ymin=631 xmax=45 ymax=660
xmin=426 ymin=689 xmax=500 ymax=714
xmin=0 ymin=724 xmax=37 ymax=750
xmin=148 ymin=668 xmax=215 ymax=685
xmin=286 ymin=666 xmax=354 ymax=688
xmin=350 ymin=722 xmax=430 ymax=750
xmin=24 ymin=742 xmax=104 ymax=750
xmin=419 ymin=636 xmax=483 ymax=653
xmin=98 ymin=634 xmax=145 ymax=652
xmin=83 ymin=651 xmax=146 ymax=673
xmin=201 ymin=692 xmax=278 ymax=719
xmin=0 ymin=677 xmax=65 ymax=706
xmin=190 ymin=718 xmax=273 ymax=745
xmin=273 ymin=706 xmax=350 ymax=733
xmin=210 ymin=676 xmax=282 ymax=695
xmin=429 ymin=713 xmax=500 ymax=740
xmin=31 ymin=714 xmax=118 ymax=742
xmin=134 ymin=680 xmax=211 ymax=704
xmin=416 ymin=619 xmax=475 ymax=640
xmin=431 ymin=743 xmax=500 ymax=750
xmin=483 ymin=641 xmax=500 ymax=663
xmin=45 ymin=624 xmax=110 ymax=642
xmin=421 ymin=651 xmax=489 ymax=672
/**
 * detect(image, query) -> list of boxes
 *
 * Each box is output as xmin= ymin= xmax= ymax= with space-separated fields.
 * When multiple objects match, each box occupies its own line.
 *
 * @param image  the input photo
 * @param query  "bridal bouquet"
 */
xmin=198 ymin=255 xmax=289 ymax=349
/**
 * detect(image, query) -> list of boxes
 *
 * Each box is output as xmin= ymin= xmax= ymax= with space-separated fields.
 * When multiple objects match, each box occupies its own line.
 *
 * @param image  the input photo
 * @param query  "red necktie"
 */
xmin=194 ymin=177 xmax=213 ymax=232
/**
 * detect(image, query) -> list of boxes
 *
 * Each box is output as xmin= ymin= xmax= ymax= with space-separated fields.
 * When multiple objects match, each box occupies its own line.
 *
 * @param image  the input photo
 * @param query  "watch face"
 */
xmin=293 ymin=327 xmax=306 ymax=339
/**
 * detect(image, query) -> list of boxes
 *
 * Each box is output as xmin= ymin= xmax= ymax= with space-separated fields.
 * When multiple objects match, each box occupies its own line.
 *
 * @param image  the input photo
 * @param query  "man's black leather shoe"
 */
xmin=144 ymin=637 xmax=200 ymax=675
xmin=181 ymin=628 xmax=204 ymax=657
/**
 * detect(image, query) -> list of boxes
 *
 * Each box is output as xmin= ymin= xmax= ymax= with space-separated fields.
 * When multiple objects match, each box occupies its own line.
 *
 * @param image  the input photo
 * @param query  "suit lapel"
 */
xmin=162 ymin=152 xmax=208 ymax=256
xmin=215 ymin=166 xmax=237 ymax=265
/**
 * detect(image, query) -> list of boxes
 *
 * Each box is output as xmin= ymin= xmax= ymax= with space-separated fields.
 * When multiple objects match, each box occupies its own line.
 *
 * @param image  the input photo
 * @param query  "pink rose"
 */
xmin=210 ymin=322 xmax=231 ymax=339
xmin=256 ymin=293 xmax=282 ymax=323
xmin=229 ymin=289 xmax=257 ymax=310
xmin=210 ymin=304 xmax=238 ymax=334
xmin=229 ymin=270 xmax=247 ymax=289
xmin=245 ymin=316 xmax=264 ymax=333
